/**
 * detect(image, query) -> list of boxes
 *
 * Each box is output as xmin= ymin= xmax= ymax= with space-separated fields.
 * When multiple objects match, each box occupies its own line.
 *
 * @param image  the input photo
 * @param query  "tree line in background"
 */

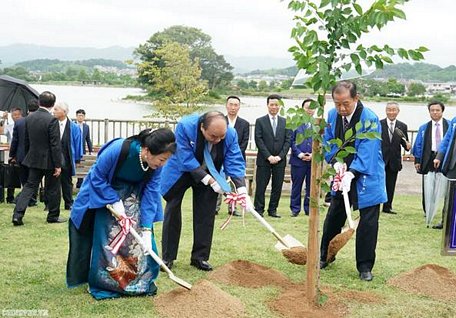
xmin=0 ymin=58 xmax=137 ymax=86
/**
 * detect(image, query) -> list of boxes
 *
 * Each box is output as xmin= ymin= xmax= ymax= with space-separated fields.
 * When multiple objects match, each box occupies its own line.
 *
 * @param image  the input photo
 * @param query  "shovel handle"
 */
xmin=246 ymin=204 xmax=290 ymax=248
xmin=342 ymin=190 xmax=355 ymax=229
xmin=106 ymin=204 xmax=172 ymax=274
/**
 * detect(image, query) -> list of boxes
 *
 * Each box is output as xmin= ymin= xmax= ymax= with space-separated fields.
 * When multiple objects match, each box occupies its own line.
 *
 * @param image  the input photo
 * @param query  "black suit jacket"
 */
xmin=23 ymin=108 xmax=62 ymax=170
xmin=81 ymin=123 xmax=93 ymax=154
xmin=10 ymin=117 xmax=26 ymax=163
xmin=227 ymin=116 xmax=250 ymax=160
xmin=254 ymin=114 xmax=291 ymax=167
xmin=381 ymin=119 xmax=409 ymax=172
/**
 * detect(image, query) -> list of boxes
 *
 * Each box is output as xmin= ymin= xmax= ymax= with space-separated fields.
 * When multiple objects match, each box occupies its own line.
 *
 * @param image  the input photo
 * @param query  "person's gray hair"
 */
xmin=386 ymin=101 xmax=400 ymax=110
xmin=54 ymin=101 xmax=69 ymax=115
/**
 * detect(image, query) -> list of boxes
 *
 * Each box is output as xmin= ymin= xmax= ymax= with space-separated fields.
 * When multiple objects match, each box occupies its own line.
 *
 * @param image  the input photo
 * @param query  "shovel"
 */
xmin=106 ymin=204 xmax=192 ymax=290
xmin=326 ymin=188 xmax=358 ymax=262
xmin=241 ymin=196 xmax=304 ymax=250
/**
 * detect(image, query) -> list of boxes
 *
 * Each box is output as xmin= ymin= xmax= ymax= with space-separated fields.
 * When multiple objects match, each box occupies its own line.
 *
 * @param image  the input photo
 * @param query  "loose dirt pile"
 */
xmin=154 ymin=279 xmax=245 ymax=318
xmin=388 ymin=264 xmax=456 ymax=301
xmin=327 ymin=228 xmax=355 ymax=262
xmin=155 ymin=260 xmax=384 ymax=318
xmin=282 ymin=246 xmax=308 ymax=265
xmin=209 ymin=259 xmax=291 ymax=288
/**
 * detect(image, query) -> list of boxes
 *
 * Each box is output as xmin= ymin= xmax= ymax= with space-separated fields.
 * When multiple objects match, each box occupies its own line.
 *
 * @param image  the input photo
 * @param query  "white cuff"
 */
xmin=298 ymin=152 xmax=305 ymax=159
xmin=236 ymin=186 xmax=247 ymax=195
xmin=201 ymin=174 xmax=212 ymax=185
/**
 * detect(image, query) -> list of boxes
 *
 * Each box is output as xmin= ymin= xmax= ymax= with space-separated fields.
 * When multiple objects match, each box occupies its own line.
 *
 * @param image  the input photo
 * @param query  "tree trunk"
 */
xmin=306 ymin=118 xmax=322 ymax=306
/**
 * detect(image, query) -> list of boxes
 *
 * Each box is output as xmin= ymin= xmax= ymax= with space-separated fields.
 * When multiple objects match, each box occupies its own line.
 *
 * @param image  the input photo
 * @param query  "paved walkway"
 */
xmin=396 ymin=160 xmax=421 ymax=195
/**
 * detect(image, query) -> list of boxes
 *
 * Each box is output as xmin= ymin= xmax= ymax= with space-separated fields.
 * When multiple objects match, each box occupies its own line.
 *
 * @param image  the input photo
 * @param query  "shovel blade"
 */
xmin=169 ymin=274 xmax=192 ymax=290
xmin=275 ymin=234 xmax=305 ymax=251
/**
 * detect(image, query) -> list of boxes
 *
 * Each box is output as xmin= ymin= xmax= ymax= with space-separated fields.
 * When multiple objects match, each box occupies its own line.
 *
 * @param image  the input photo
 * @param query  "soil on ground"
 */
xmin=155 ymin=260 xmax=387 ymax=317
xmin=154 ymin=279 xmax=245 ymax=318
xmin=388 ymin=264 xmax=456 ymax=301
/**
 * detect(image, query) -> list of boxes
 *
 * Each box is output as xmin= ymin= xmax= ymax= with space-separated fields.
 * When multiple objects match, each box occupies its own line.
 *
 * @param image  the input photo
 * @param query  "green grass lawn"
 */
xmin=1 ymin=192 xmax=455 ymax=317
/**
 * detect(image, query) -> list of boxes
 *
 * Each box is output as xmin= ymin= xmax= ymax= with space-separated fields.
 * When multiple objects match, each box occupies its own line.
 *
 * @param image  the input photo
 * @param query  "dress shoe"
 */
xmin=28 ymin=201 xmax=38 ymax=207
xmin=291 ymin=212 xmax=299 ymax=217
xmin=161 ymin=260 xmax=174 ymax=271
xmin=432 ymin=223 xmax=443 ymax=229
xmin=320 ymin=256 xmax=335 ymax=269
xmin=47 ymin=217 xmax=67 ymax=224
xmin=190 ymin=259 xmax=213 ymax=271
xmin=12 ymin=217 xmax=24 ymax=226
xmin=43 ymin=205 xmax=48 ymax=211
xmin=359 ymin=271 xmax=373 ymax=281
xmin=382 ymin=210 xmax=397 ymax=214
xmin=268 ymin=213 xmax=281 ymax=218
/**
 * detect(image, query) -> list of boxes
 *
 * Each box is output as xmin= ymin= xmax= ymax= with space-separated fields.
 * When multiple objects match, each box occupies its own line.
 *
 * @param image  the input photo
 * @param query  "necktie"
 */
xmin=204 ymin=143 xmax=231 ymax=193
xmin=389 ymin=122 xmax=394 ymax=142
xmin=343 ymin=116 xmax=349 ymax=132
xmin=272 ymin=116 xmax=277 ymax=136
xmin=435 ymin=122 xmax=441 ymax=150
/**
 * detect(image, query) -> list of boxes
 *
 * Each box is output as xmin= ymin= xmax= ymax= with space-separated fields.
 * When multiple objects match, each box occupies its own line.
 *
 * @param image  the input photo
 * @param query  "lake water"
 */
xmin=31 ymin=84 xmax=456 ymax=131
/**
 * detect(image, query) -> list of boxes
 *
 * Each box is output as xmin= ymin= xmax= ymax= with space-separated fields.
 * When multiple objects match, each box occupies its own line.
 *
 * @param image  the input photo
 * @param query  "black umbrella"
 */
xmin=0 ymin=75 xmax=39 ymax=114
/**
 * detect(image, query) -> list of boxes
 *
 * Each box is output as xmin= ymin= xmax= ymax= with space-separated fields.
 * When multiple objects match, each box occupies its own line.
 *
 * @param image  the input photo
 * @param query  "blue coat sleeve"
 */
xmin=88 ymin=141 xmax=122 ymax=205
xmin=412 ymin=125 xmax=425 ymax=164
xmin=139 ymin=167 xmax=164 ymax=228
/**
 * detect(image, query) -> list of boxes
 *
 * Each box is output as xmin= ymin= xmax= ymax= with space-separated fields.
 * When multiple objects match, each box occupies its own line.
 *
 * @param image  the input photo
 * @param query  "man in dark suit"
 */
xmin=9 ymin=100 xmax=39 ymax=206
xmin=254 ymin=94 xmax=291 ymax=218
xmin=215 ymin=96 xmax=250 ymax=216
xmin=380 ymin=102 xmax=411 ymax=214
xmin=75 ymin=109 xmax=93 ymax=188
xmin=12 ymin=91 xmax=63 ymax=226
xmin=412 ymin=101 xmax=450 ymax=229
xmin=53 ymin=102 xmax=83 ymax=210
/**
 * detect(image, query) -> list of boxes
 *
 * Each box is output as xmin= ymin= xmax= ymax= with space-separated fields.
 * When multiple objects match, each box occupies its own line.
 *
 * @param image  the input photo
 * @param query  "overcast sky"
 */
xmin=1 ymin=0 xmax=454 ymax=67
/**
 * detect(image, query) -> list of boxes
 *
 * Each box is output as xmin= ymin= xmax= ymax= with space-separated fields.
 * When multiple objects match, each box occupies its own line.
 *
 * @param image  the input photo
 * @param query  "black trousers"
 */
xmin=254 ymin=163 xmax=285 ymax=214
xmin=320 ymin=194 xmax=380 ymax=273
xmin=60 ymin=166 xmax=74 ymax=207
xmin=162 ymin=173 xmax=218 ymax=262
xmin=383 ymin=164 xmax=398 ymax=211
xmin=13 ymin=167 xmax=61 ymax=221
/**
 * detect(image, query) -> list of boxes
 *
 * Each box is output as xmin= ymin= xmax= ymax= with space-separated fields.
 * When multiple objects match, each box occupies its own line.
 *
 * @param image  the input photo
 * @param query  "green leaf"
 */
xmin=320 ymin=0 xmax=331 ymax=9
xmin=355 ymin=122 xmax=363 ymax=131
xmin=353 ymin=3 xmax=363 ymax=15
xmin=350 ymin=53 xmax=360 ymax=64
xmin=344 ymin=128 xmax=354 ymax=140
xmin=392 ymin=8 xmax=406 ymax=20
xmin=355 ymin=63 xmax=362 ymax=75
xmin=345 ymin=146 xmax=356 ymax=154
xmin=381 ymin=55 xmax=393 ymax=63
xmin=417 ymin=46 xmax=429 ymax=52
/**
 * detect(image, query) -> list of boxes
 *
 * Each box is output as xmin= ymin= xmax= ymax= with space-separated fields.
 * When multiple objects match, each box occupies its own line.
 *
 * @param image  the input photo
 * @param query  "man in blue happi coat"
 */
xmin=320 ymin=81 xmax=387 ymax=282
xmin=160 ymin=111 xmax=246 ymax=271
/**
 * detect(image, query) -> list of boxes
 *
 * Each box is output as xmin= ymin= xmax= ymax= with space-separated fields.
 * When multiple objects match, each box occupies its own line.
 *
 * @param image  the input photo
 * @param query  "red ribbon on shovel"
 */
xmin=107 ymin=216 xmax=136 ymax=254
xmin=220 ymin=192 xmax=247 ymax=230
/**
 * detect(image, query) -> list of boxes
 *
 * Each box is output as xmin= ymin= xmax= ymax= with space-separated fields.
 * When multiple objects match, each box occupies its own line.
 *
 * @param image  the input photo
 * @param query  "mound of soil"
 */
xmin=282 ymin=246 xmax=307 ymax=265
xmin=209 ymin=259 xmax=291 ymax=288
xmin=154 ymin=280 xmax=245 ymax=318
xmin=388 ymin=264 xmax=456 ymax=301
xmin=269 ymin=284 xmax=348 ymax=318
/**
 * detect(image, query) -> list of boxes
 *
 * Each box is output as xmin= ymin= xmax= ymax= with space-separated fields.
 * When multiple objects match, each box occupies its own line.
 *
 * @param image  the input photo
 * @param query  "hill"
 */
xmin=370 ymin=63 xmax=456 ymax=82
xmin=0 ymin=44 xmax=135 ymax=66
